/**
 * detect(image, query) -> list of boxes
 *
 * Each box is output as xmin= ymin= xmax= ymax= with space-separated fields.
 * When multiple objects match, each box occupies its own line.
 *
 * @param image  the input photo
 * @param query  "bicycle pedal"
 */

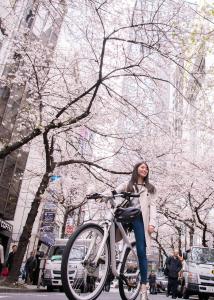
xmin=119 ymin=274 xmax=137 ymax=288
xmin=127 ymin=282 xmax=137 ymax=288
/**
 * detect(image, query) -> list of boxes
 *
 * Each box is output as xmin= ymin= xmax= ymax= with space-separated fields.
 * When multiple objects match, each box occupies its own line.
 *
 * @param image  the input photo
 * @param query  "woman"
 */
xmin=115 ymin=162 xmax=157 ymax=300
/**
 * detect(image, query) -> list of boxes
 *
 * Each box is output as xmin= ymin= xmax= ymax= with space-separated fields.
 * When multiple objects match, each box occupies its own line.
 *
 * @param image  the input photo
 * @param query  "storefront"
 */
xmin=0 ymin=218 xmax=13 ymax=260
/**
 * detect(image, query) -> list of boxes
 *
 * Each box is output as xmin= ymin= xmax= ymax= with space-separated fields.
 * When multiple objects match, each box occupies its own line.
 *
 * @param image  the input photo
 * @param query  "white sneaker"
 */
xmin=140 ymin=291 xmax=149 ymax=300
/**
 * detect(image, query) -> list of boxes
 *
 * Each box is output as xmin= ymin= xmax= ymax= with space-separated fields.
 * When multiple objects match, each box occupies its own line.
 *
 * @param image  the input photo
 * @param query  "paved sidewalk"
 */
xmin=0 ymin=279 xmax=47 ymax=293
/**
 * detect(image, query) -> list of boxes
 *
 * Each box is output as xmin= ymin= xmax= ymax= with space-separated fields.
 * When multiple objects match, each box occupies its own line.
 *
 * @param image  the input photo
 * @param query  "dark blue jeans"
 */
xmin=131 ymin=215 xmax=147 ymax=284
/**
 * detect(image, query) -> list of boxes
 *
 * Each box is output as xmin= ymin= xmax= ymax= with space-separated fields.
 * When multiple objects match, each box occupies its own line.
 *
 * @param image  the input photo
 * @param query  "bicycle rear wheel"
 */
xmin=119 ymin=242 xmax=141 ymax=300
xmin=61 ymin=223 xmax=110 ymax=300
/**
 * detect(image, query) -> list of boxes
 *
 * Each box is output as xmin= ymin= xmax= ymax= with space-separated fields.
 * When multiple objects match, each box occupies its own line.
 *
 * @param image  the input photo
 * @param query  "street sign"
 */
xmin=65 ymin=224 xmax=74 ymax=235
xmin=43 ymin=202 xmax=57 ymax=210
xmin=42 ymin=211 xmax=55 ymax=223
xmin=40 ymin=225 xmax=54 ymax=233
xmin=40 ymin=232 xmax=55 ymax=246
xmin=50 ymin=175 xmax=61 ymax=182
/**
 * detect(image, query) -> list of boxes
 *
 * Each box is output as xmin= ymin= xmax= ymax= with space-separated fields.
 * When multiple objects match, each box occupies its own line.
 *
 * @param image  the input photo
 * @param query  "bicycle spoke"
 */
xmin=119 ymin=243 xmax=141 ymax=300
xmin=62 ymin=223 xmax=110 ymax=300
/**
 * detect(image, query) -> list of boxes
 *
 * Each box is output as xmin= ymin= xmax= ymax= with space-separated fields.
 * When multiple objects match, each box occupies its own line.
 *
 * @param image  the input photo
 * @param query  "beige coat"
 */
xmin=115 ymin=182 xmax=157 ymax=253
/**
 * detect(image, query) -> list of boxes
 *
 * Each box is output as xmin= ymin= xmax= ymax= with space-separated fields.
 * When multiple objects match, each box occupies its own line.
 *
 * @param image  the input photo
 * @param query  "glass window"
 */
xmin=4 ymin=194 xmax=17 ymax=220
xmin=189 ymin=247 xmax=214 ymax=264
xmin=69 ymin=246 xmax=85 ymax=261
xmin=0 ymin=86 xmax=10 ymax=120
xmin=32 ymin=5 xmax=48 ymax=37
xmin=48 ymin=245 xmax=65 ymax=260
xmin=43 ymin=15 xmax=53 ymax=33
xmin=9 ymin=167 xmax=23 ymax=195
xmin=0 ymin=159 xmax=4 ymax=175
xmin=0 ymin=186 xmax=8 ymax=218
xmin=0 ymin=156 xmax=16 ymax=188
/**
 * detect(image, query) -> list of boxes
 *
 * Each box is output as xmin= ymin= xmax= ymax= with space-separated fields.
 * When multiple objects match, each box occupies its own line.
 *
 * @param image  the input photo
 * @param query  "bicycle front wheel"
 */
xmin=61 ymin=223 xmax=110 ymax=300
xmin=119 ymin=242 xmax=141 ymax=300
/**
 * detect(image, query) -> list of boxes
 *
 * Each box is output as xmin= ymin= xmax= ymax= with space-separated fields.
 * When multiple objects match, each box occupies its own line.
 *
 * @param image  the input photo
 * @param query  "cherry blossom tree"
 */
xmin=2 ymin=0 xmax=214 ymax=284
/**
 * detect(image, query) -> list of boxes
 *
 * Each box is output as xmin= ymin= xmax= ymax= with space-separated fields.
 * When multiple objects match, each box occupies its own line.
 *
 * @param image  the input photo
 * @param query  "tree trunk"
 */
xmin=5 ymin=172 xmax=50 ymax=283
xmin=189 ymin=228 xmax=194 ymax=247
xmin=61 ymin=210 xmax=69 ymax=239
xmin=76 ymin=206 xmax=82 ymax=226
xmin=158 ymin=245 xmax=163 ymax=268
xmin=178 ymin=229 xmax=182 ymax=256
xmin=202 ymin=224 xmax=208 ymax=247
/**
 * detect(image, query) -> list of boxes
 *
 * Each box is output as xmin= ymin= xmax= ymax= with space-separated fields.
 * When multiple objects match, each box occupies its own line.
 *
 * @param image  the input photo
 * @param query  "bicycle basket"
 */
xmin=114 ymin=207 xmax=141 ymax=223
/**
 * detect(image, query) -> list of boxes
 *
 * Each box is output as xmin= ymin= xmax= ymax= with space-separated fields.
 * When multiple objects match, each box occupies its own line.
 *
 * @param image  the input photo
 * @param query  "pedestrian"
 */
xmin=32 ymin=251 xmax=40 ymax=285
xmin=166 ymin=249 xmax=182 ymax=299
xmin=6 ymin=244 xmax=17 ymax=272
xmin=24 ymin=251 xmax=37 ymax=284
xmin=113 ymin=161 xmax=157 ymax=300
xmin=149 ymin=271 xmax=157 ymax=294
xmin=0 ymin=238 xmax=4 ymax=275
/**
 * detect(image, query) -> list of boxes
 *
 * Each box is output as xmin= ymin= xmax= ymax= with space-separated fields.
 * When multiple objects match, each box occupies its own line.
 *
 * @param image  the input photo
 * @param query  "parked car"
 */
xmin=156 ymin=272 xmax=168 ymax=293
xmin=42 ymin=238 xmax=87 ymax=292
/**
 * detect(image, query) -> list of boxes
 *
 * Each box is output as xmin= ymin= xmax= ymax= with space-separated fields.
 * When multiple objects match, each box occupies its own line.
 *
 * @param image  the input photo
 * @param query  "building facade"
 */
xmin=0 ymin=0 xmax=67 ymax=257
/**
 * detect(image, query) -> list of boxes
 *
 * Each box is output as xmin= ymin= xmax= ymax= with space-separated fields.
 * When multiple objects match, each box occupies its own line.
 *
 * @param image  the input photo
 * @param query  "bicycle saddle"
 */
xmin=115 ymin=207 xmax=141 ymax=223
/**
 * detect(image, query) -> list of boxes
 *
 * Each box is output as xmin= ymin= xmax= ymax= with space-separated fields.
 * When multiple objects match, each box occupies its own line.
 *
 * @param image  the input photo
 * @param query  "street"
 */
xmin=0 ymin=292 xmax=178 ymax=300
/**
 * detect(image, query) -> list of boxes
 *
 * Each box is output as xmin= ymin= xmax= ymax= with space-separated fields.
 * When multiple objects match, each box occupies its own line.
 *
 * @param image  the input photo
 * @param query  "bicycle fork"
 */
xmin=83 ymin=222 xmax=110 ymax=268
xmin=110 ymin=222 xmax=139 ymax=288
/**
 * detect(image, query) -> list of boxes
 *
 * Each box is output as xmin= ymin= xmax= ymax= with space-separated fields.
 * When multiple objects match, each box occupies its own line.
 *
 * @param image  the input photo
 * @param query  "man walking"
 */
xmin=6 ymin=245 xmax=17 ymax=273
xmin=24 ymin=251 xmax=37 ymax=284
xmin=166 ymin=249 xmax=182 ymax=299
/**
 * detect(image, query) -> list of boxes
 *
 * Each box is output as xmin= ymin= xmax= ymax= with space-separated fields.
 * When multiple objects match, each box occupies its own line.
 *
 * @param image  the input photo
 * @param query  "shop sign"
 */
xmin=0 ymin=218 xmax=13 ymax=232
xmin=40 ymin=232 xmax=55 ymax=246
xmin=40 ymin=225 xmax=54 ymax=233
xmin=42 ymin=211 xmax=55 ymax=224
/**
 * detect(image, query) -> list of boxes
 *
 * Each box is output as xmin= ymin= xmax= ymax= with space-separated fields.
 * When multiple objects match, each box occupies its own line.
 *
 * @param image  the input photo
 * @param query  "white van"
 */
xmin=182 ymin=246 xmax=214 ymax=300
xmin=42 ymin=239 xmax=68 ymax=291
xmin=42 ymin=238 xmax=88 ymax=292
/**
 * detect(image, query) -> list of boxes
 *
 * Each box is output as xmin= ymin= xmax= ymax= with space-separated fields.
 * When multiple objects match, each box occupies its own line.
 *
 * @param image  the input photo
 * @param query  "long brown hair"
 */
xmin=127 ymin=162 xmax=156 ymax=194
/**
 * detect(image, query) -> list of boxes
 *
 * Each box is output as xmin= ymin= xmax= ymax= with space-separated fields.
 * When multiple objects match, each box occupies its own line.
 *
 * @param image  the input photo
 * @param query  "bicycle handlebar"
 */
xmin=86 ymin=193 xmax=103 ymax=200
xmin=86 ymin=191 xmax=140 ymax=200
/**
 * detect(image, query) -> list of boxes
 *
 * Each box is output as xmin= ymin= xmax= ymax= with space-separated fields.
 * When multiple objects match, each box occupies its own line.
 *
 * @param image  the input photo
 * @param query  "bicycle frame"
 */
xmin=110 ymin=221 xmax=138 ymax=277
xmin=83 ymin=205 xmax=139 ymax=279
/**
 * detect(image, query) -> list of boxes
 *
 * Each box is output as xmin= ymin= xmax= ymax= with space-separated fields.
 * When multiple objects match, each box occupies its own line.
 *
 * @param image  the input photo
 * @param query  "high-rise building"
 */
xmin=0 ymin=0 xmax=67 ymax=255
xmin=171 ymin=0 xmax=214 ymax=246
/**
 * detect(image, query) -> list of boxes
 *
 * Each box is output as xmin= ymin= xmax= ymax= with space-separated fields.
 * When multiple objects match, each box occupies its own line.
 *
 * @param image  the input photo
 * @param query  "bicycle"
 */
xmin=61 ymin=191 xmax=141 ymax=300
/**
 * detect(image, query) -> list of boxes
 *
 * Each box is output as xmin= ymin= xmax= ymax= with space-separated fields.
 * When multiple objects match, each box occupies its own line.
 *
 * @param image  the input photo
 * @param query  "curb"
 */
xmin=0 ymin=287 xmax=47 ymax=293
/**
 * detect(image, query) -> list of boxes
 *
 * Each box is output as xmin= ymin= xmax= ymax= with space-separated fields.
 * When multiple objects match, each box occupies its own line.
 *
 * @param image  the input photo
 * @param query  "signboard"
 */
xmin=50 ymin=175 xmax=61 ymax=182
xmin=65 ymin=224 xmax=74 ymax=235
xmin=43 ymin=202 xmax=57 ymax=210
xmin=42 ymin=211 xmax=55 ymax=224
xmin=65 ymin=217 xmax=75 ymax=235
xmin=40 ymin=232 xmax=55 ymax=246
xmin=40 ymin=204 xmax=57 ymax=246
xmin=40 ymin=225 xmax=54 ymax=233
xmin=0 ymin=218 xmax=13 ymax=232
